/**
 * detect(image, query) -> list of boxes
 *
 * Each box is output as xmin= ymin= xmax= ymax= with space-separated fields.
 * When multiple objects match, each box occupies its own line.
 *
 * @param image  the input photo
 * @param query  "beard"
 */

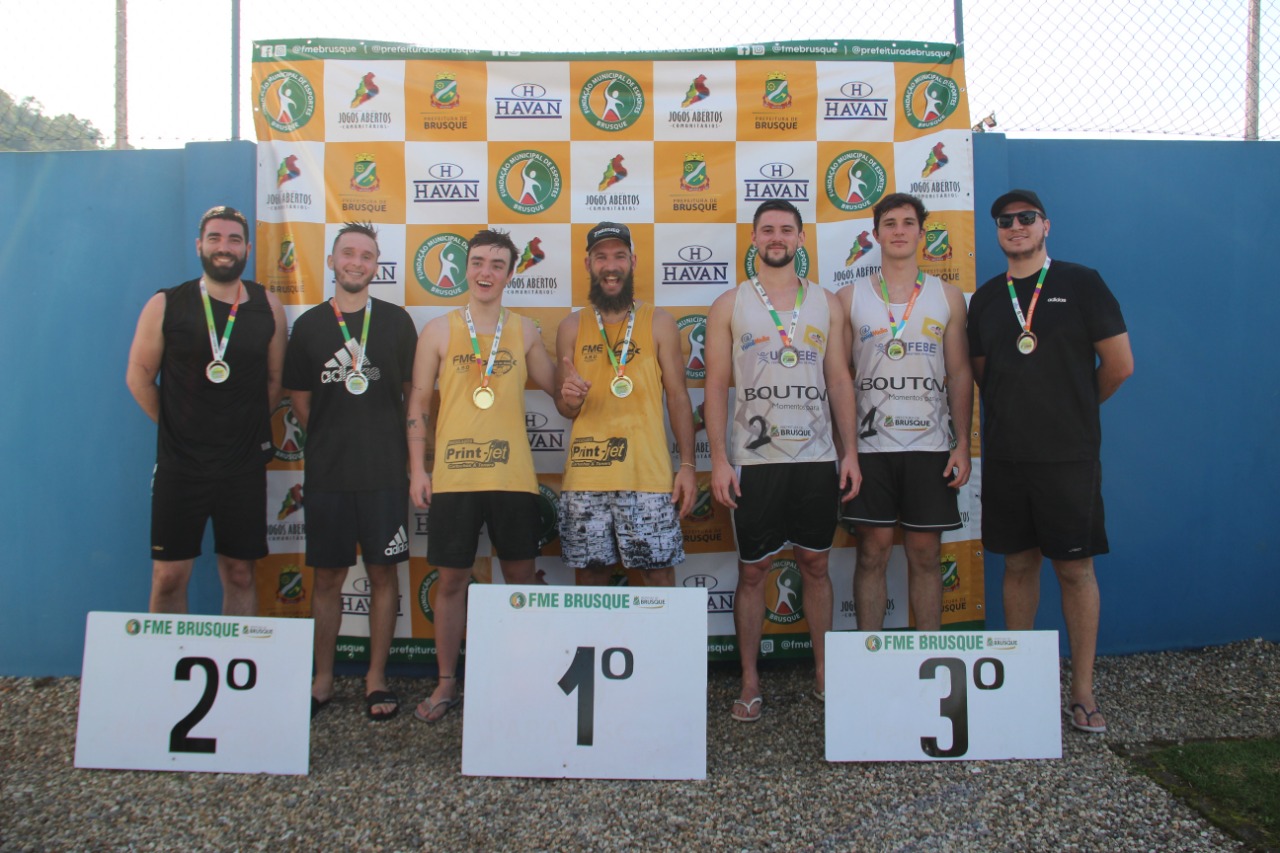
xmin=588 ymin=269 xmax=636 ymax=314
xmin=1001 ymin=233 xmax=1046 ymax=263
xmin=335 ymin=273 xmax=374 ymax=294
xmin=760 ymin=245 xmax=796 ymax=269
xmin=201 ymin=251 xmax=248 ymax=284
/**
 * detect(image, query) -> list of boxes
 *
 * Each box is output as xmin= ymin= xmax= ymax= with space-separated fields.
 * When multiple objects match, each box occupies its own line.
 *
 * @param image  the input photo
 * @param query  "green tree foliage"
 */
xmin=0 ymin=89 xmax=106 ymax=151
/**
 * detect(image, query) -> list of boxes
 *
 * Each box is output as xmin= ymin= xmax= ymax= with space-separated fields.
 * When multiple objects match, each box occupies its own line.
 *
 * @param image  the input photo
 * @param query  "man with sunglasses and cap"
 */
xmin=556 ymin=222 xmax=698 ymax=587
xmin=968 ymin=189 xmax=1133 ymax=734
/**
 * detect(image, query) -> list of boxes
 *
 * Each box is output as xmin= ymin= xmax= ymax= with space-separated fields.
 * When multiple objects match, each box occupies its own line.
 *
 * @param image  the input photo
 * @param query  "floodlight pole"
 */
xmin=115 ymin=0 xmax=128 ymax=149
xmin=231 ymin=0 xmax=240 ymax=139
xmin=1245 ymin=0 xmax=1260 ymax=140
xmin=953 ymin=0 xmax=965 ymax=48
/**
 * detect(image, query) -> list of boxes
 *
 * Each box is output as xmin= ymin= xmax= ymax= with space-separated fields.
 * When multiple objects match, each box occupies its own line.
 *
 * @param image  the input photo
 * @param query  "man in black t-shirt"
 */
xmin=284 ymin=223 xmax=418 ymax=721
xmin=126 ymin=206 xmax=287 ymax=616
xmin=968 ymin=189 xmax=1133 ymax=734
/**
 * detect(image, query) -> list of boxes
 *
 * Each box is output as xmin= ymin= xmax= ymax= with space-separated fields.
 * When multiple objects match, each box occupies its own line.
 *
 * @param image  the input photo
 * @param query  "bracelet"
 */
xmin=680 ymin=462 xmax=696 ymax=469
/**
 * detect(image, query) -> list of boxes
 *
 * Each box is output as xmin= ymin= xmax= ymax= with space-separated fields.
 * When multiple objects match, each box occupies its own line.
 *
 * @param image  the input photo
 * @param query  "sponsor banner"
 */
xmin=252 ymin=38 xmax=980 ymax=662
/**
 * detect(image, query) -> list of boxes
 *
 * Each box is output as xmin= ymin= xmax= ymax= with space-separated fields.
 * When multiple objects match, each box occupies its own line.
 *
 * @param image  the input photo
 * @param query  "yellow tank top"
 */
xmin=433 ymin=309 xmax=538 ymax=494
xmin=563 ymin=302 xmax=673 ymax=493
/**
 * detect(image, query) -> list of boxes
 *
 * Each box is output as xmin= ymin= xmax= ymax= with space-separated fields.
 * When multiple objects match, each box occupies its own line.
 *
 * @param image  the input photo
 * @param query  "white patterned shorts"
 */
xmin=558 ymin=490 xmax=686 ymax=570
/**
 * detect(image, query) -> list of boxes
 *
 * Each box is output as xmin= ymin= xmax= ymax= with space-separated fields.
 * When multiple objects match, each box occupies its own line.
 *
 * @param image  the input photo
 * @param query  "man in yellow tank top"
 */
xmin=555 ymin=222 xmax=698 ymax=587
xmin=405 ymin=229 xmax=556 ymax=723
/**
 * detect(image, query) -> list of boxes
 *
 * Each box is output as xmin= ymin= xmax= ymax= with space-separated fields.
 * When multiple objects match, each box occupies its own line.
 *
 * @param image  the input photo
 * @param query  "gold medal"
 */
xmin=345 ymin=372 xmax=369 ymax=395
xmin=205 ymin=359 xmax=230 ymax=384
xmin=1016 ymin=331 xmax=1038 ymax=355
xmin=473 ymin=385 xmax=496 ymax=409
xmin=610 ymin=375 xmax=634 ymax=398
xmin=885 ymin=339 xmax=906 ymax=360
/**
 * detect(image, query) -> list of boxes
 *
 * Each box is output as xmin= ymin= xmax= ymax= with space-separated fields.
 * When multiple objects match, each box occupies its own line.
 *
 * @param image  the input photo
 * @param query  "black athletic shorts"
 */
xmin=981 ymin=459 xmax=1108 ymax=560
xmin=427 ymin=491 xmax=541 ymax=569
xmin=304 ymin=485 xmax=410 ymax=568
xmin=732 ymin=461 xmax=838 ymax=563
xmin=151 ymin=464 xmax=267 ymax=562
xmin=841 ymin=451 xmax=962 ymax=531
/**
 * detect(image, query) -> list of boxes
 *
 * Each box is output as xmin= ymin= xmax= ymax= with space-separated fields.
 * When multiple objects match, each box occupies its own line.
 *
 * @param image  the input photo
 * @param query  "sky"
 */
xmin=3 ymin=0 xmax=1275 ymax=147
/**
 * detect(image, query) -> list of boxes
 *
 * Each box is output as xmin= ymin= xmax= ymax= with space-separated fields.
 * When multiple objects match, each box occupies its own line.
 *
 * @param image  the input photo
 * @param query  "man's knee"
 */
xmin=152 ymin=562 xmax=192 ymax=594
xmin=219 ymin=558 xmax=256 ymax=590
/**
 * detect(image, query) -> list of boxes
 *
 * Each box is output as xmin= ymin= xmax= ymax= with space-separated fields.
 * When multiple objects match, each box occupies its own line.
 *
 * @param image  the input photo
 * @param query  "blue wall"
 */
xmin=0 ymin=142 xmax=257 ymax=675
xmin=1 ymin=137 xmax=1276 ymax=675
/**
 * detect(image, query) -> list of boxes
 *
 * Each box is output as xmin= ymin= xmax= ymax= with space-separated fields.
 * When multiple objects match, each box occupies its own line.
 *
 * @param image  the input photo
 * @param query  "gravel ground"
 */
xmin=2 ymin=639 xmax=1277 ymax=852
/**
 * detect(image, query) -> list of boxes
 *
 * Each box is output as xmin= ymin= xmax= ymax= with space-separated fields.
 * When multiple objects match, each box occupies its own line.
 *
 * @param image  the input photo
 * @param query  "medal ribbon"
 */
xmin=1006 ymin=258 xmax=1051 ymax=335
xmin=750 ymin=277 xmax=803 ymax=348
xmin=877 ymin=271 xmax=925 ymax=340
xmin=593 ymin=305 xmax=637 ymax=379
xmin=463 ymin=305 xmax=507 ymax=390
xmin=199 ymin=279 xmax=243 ymax=364
xmin=331 ymin=297 xmax=373 ymax=371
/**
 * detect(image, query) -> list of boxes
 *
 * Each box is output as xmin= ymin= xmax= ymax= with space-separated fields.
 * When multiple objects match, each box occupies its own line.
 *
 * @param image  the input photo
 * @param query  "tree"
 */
xmin=0 ymin=89 xmax=106 ymax=152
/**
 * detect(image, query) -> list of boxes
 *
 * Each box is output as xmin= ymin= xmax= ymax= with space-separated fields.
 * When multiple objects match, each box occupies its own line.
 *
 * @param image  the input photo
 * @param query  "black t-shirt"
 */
xmin=967 ymin=260 xmax=1127 ymax=462
xmin=157 ymin=279 xmax=275 ymax=476
xmin=283 ymin=297 xmax=418 ymax=491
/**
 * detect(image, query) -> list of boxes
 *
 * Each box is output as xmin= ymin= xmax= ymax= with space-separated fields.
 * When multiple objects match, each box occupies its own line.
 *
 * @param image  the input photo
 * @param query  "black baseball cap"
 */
xmin=585 ymin=222 xmax=632 ymax=252
xmin=990 ymin=189 xmax=1046 ymax=218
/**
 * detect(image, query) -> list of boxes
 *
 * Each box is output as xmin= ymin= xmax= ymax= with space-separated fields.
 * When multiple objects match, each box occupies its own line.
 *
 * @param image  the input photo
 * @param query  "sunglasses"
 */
xmin=996 ymin=211 xmax=1044 ymax=228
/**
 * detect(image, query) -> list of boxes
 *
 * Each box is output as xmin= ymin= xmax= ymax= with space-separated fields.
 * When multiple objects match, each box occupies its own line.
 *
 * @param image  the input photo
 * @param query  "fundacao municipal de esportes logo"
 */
xmin=259 ymin=69 xmax=316 ymax=133
xmin=496 ymin=150 xmax=563 ymax=215
xmin=414 ymin=232 xmax=470 ymax=298
xmin=825 ymin=149 xmax=887 ymax=213
xmin=903 ymin=71 xmax=959 ymax=130
xmin=579 ymin=70 xmax=645 ymax=132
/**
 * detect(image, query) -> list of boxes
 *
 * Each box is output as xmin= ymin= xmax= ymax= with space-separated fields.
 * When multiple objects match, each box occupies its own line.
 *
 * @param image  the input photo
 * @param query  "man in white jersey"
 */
xmin=838 ymin=192 xmax=972 ymax=632
xmin=705 ymin=199 xmax=861 ymax=721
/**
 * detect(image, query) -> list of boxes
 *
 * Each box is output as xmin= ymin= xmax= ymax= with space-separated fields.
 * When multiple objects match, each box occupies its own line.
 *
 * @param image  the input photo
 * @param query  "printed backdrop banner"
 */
xmin=252 ymin=38 xmax=983 ymax=663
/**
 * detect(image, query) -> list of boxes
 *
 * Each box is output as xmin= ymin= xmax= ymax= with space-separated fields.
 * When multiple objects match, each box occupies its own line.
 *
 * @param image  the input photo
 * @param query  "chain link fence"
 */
xmin=3 ymin=0 xmax=1276 ymax=149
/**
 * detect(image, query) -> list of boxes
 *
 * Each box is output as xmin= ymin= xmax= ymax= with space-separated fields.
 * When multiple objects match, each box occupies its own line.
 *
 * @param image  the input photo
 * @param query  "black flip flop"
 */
xmin=366 ymin=690 xmax=400 ymax=721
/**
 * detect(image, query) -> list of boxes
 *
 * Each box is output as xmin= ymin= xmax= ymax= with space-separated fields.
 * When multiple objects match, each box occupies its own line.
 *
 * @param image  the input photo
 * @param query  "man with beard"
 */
xmin=284 ymin=222 xmax=418 ymax=721
xmin=127 ymin=206 xmax=287 ymax=616
xmin=704 ymin=200 xmax=861 ymax=722
xmin=555 ymin=222 xmax=697 ymax=587
xmin=406 ymin=229 xmax=556 ymax=723
xmin=969 ymin=190 xmax=1133 ymax=734
xmin=838 ymin=193 xmax=972 ymax=633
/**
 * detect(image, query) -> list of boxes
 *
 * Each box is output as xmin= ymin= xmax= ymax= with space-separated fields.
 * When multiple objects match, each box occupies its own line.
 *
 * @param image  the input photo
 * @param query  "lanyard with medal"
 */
xmin=594 ymin=305 xmax=637 ymax=398
xmin=750 ymin=277 xmax=803 ymax=368
xmin=877 ymin=271 xmax=924 ymax=361
xmin=199 ymin=279 xmax=242 ymax=384
xmin=330 ymin=296 xmax=372 ymax=394
xmin=1007 ymin=258 xmax=1051 ymax=355
xmin=464 ymin=305 xmax=506 ymax=410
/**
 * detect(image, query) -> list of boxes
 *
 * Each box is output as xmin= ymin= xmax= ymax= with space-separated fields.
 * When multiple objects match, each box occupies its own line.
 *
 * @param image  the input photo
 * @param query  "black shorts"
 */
xmin=304 ymin=485 xmax=410 ymax=568
xmin=150 ymin=464 xmax=267 ymax=562
xmin=841 ymin=451 xmax=962 ymax=531
xmin=981 ymin=459 xmax=1108 ymax=560
xmin=732 ymin=461 xmax=838 ymax=563
xmin=427 ymin=491 xmax=541 ymax=569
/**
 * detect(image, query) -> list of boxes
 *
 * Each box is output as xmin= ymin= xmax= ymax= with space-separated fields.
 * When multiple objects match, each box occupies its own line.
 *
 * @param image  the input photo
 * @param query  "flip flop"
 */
xmin=731 ymin=696 xmax=763 ymax=722
xmin=310 ymin=696 xmax=332 ymax=719
xmin=365 ymin=690 xmax=400 ymax=722
xmin=813 ymin=689 xmax=825 ymax=702
xmin=1067 ymin=702 xmax=1107 ymax=733
xmin=414 ymin=695 xmax=462 ymax=723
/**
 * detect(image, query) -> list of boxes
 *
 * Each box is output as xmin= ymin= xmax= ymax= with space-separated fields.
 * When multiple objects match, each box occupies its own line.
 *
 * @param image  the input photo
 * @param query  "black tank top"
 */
xmin=157 ymin=279 xmax=275 ymax=476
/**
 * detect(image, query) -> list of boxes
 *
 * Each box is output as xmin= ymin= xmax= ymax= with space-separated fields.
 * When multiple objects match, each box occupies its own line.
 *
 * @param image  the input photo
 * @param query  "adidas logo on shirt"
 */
xmin=384 ymin=525 xmax=409 ymax=557
xmin=320 ymin=346 xmax=383 ymax=384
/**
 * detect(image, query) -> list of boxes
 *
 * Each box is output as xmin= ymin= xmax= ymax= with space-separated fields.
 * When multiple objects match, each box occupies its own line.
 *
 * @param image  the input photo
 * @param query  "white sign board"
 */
xmin=462 ymin=585 xmax=707 ymax=779
xmin=825 ymin=631 xmax=1062 ymax=762
xmin=75 ymin=612 xmax=313 ymax=775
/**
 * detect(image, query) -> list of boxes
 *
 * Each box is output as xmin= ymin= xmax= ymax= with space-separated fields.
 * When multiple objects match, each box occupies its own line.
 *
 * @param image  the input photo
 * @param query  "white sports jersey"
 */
xmin=729 ymin=279 xmax=835 ymax=465
xmin=850 ymin=273 xmax=953 ymax=452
